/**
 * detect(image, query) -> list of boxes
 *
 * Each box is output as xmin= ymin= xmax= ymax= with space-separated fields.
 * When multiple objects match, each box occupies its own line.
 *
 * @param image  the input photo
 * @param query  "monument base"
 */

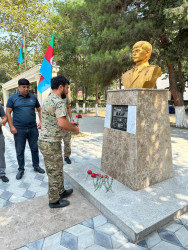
xmin=101 ymin=89 xmax=173 ymax=190
xmin=64 ymin=158 xmax=188 ymax=243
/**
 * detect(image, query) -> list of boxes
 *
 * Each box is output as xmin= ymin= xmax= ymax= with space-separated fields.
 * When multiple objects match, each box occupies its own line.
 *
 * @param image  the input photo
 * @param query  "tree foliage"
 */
xmin=0 ymin=0 xmax=53 ymax=78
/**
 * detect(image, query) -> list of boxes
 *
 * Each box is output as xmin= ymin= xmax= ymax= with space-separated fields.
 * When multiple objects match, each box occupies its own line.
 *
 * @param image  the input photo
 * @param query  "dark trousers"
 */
xmin=0 ymin=133 xmax=6 ymax=176
xmin=14 ymin=127 xmax=39 ymax=171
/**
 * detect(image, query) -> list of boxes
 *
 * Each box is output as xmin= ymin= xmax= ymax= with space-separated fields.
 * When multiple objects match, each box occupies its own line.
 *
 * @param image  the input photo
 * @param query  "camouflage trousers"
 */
xmin=63 ymin=131 xmax=71 ymax=158
xmin=38 ymin=140 xmax=65 ymax=203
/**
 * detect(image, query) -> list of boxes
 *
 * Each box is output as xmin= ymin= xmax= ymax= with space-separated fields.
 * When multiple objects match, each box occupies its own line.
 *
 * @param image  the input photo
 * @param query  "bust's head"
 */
xmin=132 ymin=41 xmax=152 ymax=64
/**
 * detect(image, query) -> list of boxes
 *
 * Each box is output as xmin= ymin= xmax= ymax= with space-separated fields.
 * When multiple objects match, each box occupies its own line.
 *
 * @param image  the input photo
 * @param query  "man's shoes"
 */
xmin=49 ymin=199 xmax=70 ymax=208
xmin=64 ymin=157 xmax=71 ymax=164
xmin=34 ymin=166 xmax=45 ymax=174
xmin=16 ymin=171 xmax=24 ymax=180
xmin=0 ymin=176 xmax=9 ymax=182
xmin=60 ymin=188 xmax=73 ymax=199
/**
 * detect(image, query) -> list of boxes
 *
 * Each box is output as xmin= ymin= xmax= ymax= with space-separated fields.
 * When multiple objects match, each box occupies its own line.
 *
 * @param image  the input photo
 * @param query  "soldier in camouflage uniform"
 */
xmin=62 ymin=95 xmax=73 ymax=164
xmin=39 ymin=75 xmax=79 ymax=208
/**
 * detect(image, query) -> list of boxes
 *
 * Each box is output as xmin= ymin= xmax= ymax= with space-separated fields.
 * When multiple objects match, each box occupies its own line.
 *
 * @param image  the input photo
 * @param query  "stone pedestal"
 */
xmin=101 ymin=89 xmax=173 ymax=190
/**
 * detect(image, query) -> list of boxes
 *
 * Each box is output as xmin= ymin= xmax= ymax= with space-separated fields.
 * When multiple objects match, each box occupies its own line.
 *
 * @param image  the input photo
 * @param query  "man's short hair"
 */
xmin=51 ymin=75 xmax=70 ymax=90
xmin=18 ymin=78 xmax=30 ymax=86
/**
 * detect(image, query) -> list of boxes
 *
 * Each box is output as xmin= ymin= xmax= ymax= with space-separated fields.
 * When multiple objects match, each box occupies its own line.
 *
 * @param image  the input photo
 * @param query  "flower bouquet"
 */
xmin=76 ymin=114 xmax=82 ymax=124
xmin=87 ymin=170 xmax=113 ymax=192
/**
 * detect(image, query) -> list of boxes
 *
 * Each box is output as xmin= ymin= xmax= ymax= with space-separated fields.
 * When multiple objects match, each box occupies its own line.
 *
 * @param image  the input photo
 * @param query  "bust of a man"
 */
xmin=122 ymin=41 xmax=161 ymax=89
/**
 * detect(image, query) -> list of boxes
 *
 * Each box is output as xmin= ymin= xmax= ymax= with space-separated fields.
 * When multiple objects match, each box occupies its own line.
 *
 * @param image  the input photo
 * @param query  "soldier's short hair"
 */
xmin=51 ymin=75 xmax=70 ymax=89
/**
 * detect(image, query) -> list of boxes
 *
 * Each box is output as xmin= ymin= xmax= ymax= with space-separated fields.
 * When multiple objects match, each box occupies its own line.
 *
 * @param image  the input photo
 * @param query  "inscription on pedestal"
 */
xmin=111 ymin=105 xmax=128 ymax=131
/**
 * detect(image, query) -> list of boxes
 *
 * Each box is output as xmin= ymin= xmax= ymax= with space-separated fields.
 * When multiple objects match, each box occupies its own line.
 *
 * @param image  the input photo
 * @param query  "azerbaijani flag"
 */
xmin=17 ymin=40 xmax=25 ymax=68
xmin=37 ymin=32 xmax=54 ymax=93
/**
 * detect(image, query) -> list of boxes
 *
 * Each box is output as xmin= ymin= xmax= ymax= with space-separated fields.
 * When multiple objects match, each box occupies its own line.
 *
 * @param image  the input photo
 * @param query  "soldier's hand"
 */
xmin=10 ymin=126 xmax=17 ymax=134
xmin=74 ymin=126 xmax=79 ymax=135
xmin=71 ymin=121 xmax=79 ymax=126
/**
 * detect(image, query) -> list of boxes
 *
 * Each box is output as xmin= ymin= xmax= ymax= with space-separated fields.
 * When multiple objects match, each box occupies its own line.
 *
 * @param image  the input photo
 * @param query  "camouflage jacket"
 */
xmin=39 ymin=93 xmax=67 ymax=142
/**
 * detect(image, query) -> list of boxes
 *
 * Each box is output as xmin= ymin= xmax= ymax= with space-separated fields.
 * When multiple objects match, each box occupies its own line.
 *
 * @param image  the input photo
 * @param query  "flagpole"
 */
xmin=24 ymin=34 xmax=27 ymax=71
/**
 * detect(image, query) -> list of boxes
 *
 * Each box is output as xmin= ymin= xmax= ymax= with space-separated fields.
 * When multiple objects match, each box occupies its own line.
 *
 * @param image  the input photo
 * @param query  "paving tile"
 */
xmin=4 ymin=200 xmax=13 ymax=207
xmin=23 ymin=190 xmax=36 ymax=199
xmin=145 ymin=231 xmax=161 ymax=248
xmin=61 ymin=231 xmax=78 ymax=250
xmin=80 ymin=218 xmax=94 ymax=229
xmin=40 ymin=181 xmax=48 ymax=188
xmin=0 ymin=197 xmax=6 ymax=208
xmin=118 ymin=242 xmax=144 ymax=249
xmin=180 ymin=212 xmax=188 ymax=225
xmin=19 ymin=182 xmax=31 ymax=189
xmin=0 ymin=190 xmax=13 ymax=200
xmin=35 ymin=191 xmax=48 ymax=197
xmin=18 ymin=247 xmax=31 ymax=250
xmin=111 ymin=231 xmax=128 ymax=249
xmin=28 ymin=186 xmax=47 ymax=193
xmin=175 ymin=226 xmax=188 ymax=247
xmin=158 ymin=229 xmax=183 ymax=247
xmin=150 ymin=240 xmax=182 ymax=250
xmin=85 ymin=244 xmax=108 ymax=250
xmin=9 ymin=195 xmax=27 ymax=203
xmin=26 ymin=238 xmax=44 ymax=250
xmin=176 ymin=219 xmax=184 ymax=225
xmin=0 ymin=182 xmax=10 ymax=190
xmin=136 ymin=239 xmax=148 ymax=249
xmin=6 ymin=186 xmax=26 ymax=196
xmin=77 ymin=229 xmax=94 ymax=249
xmin=93 ymin=215 xmax=107 ymax=228
xmin=42 ymin=232 xmax=62 ymax=250
xmin=94 ymin=229 xmax=113 ymax=249
xmin=96 ymin=222 xmax=119 ymax=235
xmin=65 ymin=224 xmax=91 ymax=236
xmin=163 ymin=221 xmax=183 ymax=232
xmin=35 ymin=174 xmax=45 ymax=181
xmin=185 ymin=224 xmax=188 ymax=231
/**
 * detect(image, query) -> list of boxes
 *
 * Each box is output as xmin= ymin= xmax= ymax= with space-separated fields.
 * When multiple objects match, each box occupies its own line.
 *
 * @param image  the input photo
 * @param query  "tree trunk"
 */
xmin=85 ymin=86 xmax=88 ymax=100
xmin=119 ymin=77 xmax=122 ymax=89
xmin=95 ymin=84 xmax=98 ymax=116
xmin=75 ymin=82 xmax=79 ymax=113
xmin=166 ymin=61 xmax=187 ymax=128
xmin=82 ymin=86 xmax=85 ymax=114
xmin=105 ymin=86 xmax=108 ymax=100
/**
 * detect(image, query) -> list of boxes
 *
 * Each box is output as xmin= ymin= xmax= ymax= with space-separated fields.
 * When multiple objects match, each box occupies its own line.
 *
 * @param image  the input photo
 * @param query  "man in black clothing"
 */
xmin=0 ymin=104 xmax=9 ymax=182
xmin=6 ymin=78 xmax=45 ymax=180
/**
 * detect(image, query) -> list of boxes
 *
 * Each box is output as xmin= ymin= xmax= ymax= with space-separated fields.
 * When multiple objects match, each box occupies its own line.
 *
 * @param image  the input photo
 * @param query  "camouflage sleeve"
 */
xmin=55 ymin=101 xmax=67 ymax=118
xmin=66 ymin=96 xmax=71 ymax=105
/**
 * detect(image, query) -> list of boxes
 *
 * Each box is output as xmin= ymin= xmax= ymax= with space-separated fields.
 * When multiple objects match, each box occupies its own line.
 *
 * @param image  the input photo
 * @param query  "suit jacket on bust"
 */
xmin=122 ymin=65 xmax=161 ymax=89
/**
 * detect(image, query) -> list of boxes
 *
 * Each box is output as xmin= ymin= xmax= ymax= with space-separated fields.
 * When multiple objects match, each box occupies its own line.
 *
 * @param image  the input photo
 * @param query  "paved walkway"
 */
xmin=0 ymin=115 xmax=188 ymax=249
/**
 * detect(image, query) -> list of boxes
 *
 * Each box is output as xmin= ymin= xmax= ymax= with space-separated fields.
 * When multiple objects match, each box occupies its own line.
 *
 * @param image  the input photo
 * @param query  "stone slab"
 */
xmin=0 ymin=190 xmax=100 ymax=250
xmin=64 ymin=159 xmax=188 ymax=242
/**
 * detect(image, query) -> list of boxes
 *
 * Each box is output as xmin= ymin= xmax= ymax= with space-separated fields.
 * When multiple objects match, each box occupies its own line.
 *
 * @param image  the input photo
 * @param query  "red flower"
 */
xmin=91 ymin=173 xmax=97 ymax=178
xmin=87 ymin=170 xmax=92 ymax=174
xmin=76 ymin=114 xmax=82 ymax=118
xmin=100 ymin=175 xmax=103 ymax=178
xmin=105 ymin=175 xmax=109 ymax=178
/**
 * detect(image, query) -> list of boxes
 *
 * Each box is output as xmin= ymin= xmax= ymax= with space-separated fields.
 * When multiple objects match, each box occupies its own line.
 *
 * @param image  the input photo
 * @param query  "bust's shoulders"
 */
xmin=146 ymin=65 xmax=160 ymax=69
xmin=122 ymin=68 xmax=132 ymax=75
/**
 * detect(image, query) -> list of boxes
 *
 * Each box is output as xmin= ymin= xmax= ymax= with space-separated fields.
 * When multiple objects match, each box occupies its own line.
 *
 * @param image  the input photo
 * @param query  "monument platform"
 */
xmin=64 ymin=157 xmax=188 ymax=243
